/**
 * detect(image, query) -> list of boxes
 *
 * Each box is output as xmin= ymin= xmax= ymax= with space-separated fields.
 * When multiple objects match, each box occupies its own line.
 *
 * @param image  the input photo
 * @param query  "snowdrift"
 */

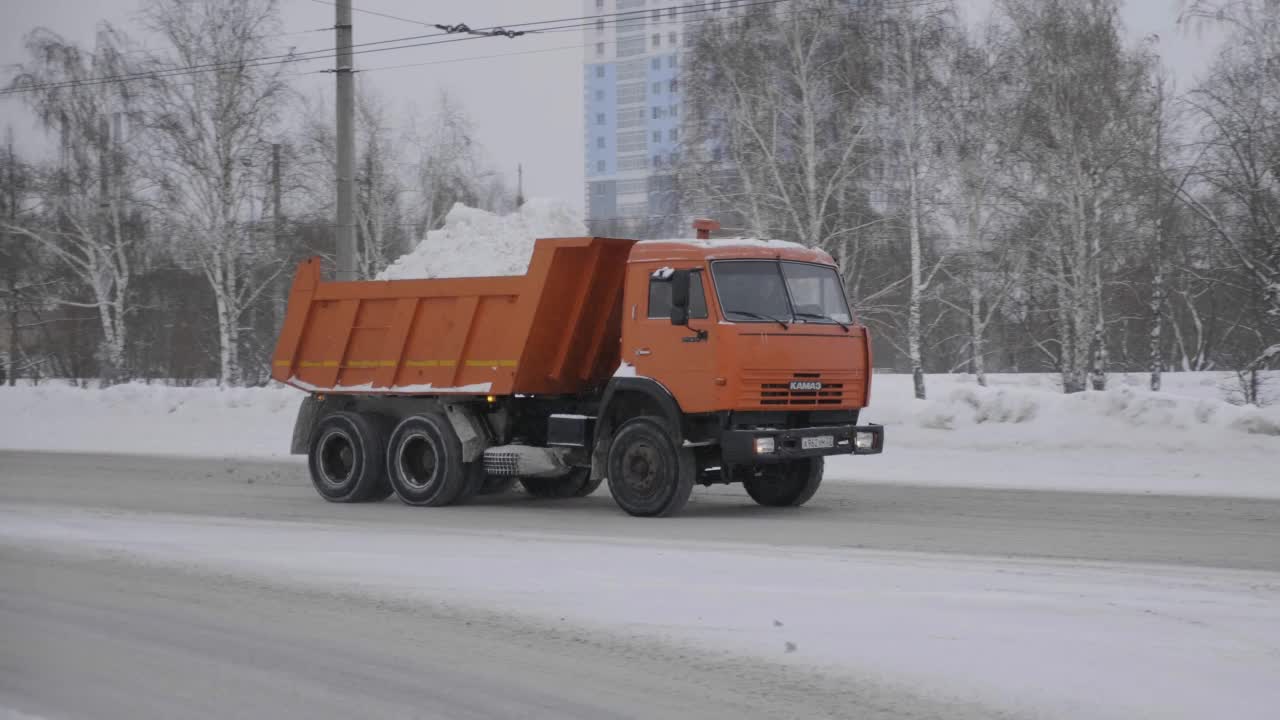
xmin=2 ymin=372 xmax=1276 ymax=496
xmin=378 ymin=198 xmax=586 ymax=280
xmin=865 ymin=373 xmax=1280 ymax=448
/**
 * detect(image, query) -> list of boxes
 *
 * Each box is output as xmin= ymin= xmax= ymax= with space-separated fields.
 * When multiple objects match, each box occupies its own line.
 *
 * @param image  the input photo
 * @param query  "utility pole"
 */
xmin=335 ymin=0 xmax=356 ymax=280
xmin=6 ymin=131 xmax=17 ymax=386
xmin=271 ymin=143 xmax=283 ymax=244
xmin=516 ymin=164 xmax=525 ymax=208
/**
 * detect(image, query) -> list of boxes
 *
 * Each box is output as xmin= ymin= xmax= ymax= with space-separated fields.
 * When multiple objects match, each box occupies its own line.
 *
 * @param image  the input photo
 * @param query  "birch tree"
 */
xmin=4 ymin=28 xmax=139 ymax=381
xmin=1001 ymin=0 xmax=1151 ymax=392
xmin=934 ymin=19 xmax=1019 ymax=386
xmin=681 ymin=1 xmax=877 ymax=254
xmin=1178 ymin=0 xmax=1280 ymax=377
xmin=881 ymin=2 xmax=954 ymax=398
xmin=137 ymin=0 xmax=288 ymax=386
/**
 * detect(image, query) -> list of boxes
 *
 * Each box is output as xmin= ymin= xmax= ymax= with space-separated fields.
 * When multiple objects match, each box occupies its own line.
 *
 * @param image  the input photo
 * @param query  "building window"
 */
xmin=712 ymin=1 xmax=721 ymax=10
xmin=653 ymin=154 xmax=661 ymax=168
xmin=618 ymin=36 xmax=646 ymax=57
xmin=668 ymin=7 xmax=676 ymax=19
xmin=669 ymin=78 xmax=679 ymax=93
xmin=669 ymin=128 xmax=679 ymax=142
xmin=652 ymin=131 xmax=661 ymax=143
xmin=597 ymin=137 xmax=606 ymax=149
xmin=617 ymin=131 xmax=647 ymax=153
xmin=651 ymin=8 xmax=660 ymax=20
xmin=669 ymin=31 xmax=677 ymax=45
xmin=597 ymin=159 xmax=606 ymax=172
xmin=596 ymin=19 xmax=604 ymax=33
xmin=651 ymin=106 xmax=662 ymax=119
xmin=668 ymin=55 xmax=677 ymax=68
xmin=617 ymin=82 xmax=647 ymax=104
xmin=669 ymin=104 xmax=678 ymax=117
xmin=651 ymin=58 xmax=660 ymax=70
xmin=596 ymin=0 xmax=605 ymax=9
xmin=595 ymin=89 xmax=605 ymax=101
xmin=652 ymin=33 xmax=661 ymax=48
xmin=595 ymin=65 xmax=605 ymax=78
xmin=596 ymin=42 xmax=605 ymax=56
xmin=596 ymin=112 xmax=606 ymax=125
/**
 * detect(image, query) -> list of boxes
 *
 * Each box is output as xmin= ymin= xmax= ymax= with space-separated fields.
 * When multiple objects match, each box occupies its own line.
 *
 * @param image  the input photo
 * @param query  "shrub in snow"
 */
xmin=378 ymin=198 xmax=586 ymax=280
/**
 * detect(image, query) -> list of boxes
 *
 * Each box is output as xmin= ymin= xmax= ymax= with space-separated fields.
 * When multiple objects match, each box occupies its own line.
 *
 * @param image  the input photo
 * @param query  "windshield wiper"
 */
xmin=725 ymin=309 xmax=789 ymax=330
xmin=794 ymin=311 xmax=850 ymax=332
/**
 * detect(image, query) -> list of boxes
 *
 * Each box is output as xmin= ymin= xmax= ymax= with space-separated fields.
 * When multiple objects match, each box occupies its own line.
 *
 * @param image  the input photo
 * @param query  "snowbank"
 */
xmin=1 ymin=372 xmax=1276 ymax=496
xmin=861 ymin=373 xmax=1280 ymax=449
xmin=0 ymin=382 xmax=300 ymax=459
xmin=377 ymin=198 xmax=586 ymax=280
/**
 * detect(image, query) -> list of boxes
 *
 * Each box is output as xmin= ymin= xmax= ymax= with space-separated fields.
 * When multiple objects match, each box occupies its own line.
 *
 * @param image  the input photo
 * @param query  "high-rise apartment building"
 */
xmin=584 ymin=1 xmax=735 ymax=236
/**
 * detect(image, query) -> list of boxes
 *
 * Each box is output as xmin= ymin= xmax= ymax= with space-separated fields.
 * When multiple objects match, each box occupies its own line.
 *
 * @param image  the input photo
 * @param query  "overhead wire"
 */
xmin=0 ymin=0 xmax=806 ymax=97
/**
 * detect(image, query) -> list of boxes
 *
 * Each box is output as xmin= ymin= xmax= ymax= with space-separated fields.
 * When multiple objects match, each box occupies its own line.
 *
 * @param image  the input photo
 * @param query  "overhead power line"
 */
xmin=1 ymin=0 xmax=791 ymax=97
xmin=0 ymin=0 xmax=966 ymax=98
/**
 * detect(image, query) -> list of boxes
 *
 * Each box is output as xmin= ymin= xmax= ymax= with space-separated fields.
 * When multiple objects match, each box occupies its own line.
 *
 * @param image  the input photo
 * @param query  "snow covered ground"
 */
xmin=2 ymin=505 xmax=1276 ymax=720
xmin=1 ymin=371 xmax=1275 ymax=497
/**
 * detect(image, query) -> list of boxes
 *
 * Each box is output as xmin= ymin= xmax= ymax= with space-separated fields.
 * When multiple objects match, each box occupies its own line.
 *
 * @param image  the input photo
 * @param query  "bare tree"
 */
xmin=1177 ymin=0 xmax=1280 ymax=378
xmin=4 ymin=28 xmax=139 ymax=382
xmin=137 ymin=0 xmax=289 ymax=386
xmin=1000 ymin=0 xmax=1152 ymax=392
xmin=405 ymin=90 xmax=504 ymax=235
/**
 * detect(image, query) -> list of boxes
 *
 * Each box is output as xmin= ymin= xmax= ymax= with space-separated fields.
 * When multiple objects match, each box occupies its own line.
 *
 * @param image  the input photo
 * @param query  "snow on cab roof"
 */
xmin=638 ymin=237 xmax=808 ymax=250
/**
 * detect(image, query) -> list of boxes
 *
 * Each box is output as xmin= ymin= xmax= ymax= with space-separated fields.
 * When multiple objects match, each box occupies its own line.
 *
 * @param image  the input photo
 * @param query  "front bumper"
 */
xmin=720 ymin=423 xmax=884 ymax=464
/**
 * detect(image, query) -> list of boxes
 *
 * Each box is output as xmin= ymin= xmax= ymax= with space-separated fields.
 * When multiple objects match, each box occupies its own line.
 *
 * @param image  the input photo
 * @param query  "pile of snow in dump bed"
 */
xmin=377 ymin=198 xmax=586 ymax=280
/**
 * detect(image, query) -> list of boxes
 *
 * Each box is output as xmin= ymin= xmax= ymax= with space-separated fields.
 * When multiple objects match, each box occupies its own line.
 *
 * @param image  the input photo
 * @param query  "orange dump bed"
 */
xmin=271 ymin=237 xmax=637 ymax=396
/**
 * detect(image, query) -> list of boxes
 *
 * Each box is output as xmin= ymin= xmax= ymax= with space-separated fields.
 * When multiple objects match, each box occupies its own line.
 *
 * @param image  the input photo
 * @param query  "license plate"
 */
xmin=801 ymin=435 xmax=834 ymax=450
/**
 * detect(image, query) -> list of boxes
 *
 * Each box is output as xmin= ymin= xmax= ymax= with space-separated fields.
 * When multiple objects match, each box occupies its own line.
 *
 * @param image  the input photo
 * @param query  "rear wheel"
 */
xmin=606 ymin=416 xmax=695 ymax=517
xmin=742 ymin=458 xmax=824 ymax=507
xmin=307 ymin=411 xmax=391 ymax=503
xmin=386 ymin=414 xmax=470 ymax=506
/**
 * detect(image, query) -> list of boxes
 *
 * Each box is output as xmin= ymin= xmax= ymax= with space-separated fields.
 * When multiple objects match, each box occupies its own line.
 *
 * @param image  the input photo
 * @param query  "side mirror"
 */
xmin=669 ymin=270 xmax=690 ymax=326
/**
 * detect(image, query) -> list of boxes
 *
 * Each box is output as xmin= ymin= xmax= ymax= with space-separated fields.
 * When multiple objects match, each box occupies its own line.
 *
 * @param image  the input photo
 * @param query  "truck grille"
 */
xmin=740 ymin=372 xmax=857 ymax=408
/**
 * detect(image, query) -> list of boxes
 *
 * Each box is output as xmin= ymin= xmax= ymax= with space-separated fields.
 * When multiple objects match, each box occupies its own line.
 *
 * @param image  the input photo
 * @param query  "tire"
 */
xmin=478 ymin=475 xmax=518 ymax=496
xmin=606 ymin=416 xmax=695 ymax=517
xmin=307 ymin=411 xmax=392 ymax=503
xmin=520 ymin=467 xmax=591 ymax=498
xmin=742 ymin=458 xmax=824 ymax=507
xmin=385 ymin=413 xmax=470 ymax=507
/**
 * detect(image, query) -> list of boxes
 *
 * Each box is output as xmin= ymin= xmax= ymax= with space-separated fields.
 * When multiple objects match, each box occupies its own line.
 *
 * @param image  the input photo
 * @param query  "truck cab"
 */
xmin=585 ymin=224 xmax=883 ymax=515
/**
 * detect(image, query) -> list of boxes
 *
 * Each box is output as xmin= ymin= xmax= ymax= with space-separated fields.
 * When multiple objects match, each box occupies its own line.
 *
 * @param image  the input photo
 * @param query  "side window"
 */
xmin=648 ymin=272 xmax=708 ymax=319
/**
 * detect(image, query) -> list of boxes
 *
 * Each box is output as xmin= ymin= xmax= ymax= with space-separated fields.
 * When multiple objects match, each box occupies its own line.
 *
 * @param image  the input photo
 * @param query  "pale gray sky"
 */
xmin=1 ymin=0 xmax=1225 ymax=213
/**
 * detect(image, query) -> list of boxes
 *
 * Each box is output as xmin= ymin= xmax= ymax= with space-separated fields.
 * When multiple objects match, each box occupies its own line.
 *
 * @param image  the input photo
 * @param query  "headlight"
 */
xmin=855 ymin=431 xmax=876 ymax=451
xmin=754 ymin=436 xmax=776 ymax=454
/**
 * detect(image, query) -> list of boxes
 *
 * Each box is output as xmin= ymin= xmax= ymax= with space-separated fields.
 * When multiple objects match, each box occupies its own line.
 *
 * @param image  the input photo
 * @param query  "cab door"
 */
xmin=622 ymin=263 xmax=719 ymax=413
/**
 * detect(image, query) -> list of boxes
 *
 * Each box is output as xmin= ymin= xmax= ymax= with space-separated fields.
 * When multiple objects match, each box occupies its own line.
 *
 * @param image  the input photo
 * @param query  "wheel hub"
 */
xmin=399 ymin=433 xmax=439 ymax=490
xmin=623 ymin=443 xmax=660 ymax=495
xmin=318 ymin=431 xmax=355 ymax=486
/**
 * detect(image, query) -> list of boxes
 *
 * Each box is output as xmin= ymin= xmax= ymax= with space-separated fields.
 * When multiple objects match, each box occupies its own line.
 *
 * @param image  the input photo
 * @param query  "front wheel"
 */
xmin=606 ymin=416 xmax=695 ymax=517
xmin=742 ymin=457 xmax=824 ymax=507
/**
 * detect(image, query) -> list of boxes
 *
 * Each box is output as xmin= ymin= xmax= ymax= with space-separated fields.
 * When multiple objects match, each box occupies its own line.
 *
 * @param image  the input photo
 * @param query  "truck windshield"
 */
xmin=711 ymin=260 xmax=852 ymax=325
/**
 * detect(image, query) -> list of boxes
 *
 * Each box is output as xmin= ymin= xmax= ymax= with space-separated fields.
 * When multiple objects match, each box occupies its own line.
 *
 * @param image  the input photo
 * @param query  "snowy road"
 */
xmin=2 ymin=450 xmax=1279 ymax=719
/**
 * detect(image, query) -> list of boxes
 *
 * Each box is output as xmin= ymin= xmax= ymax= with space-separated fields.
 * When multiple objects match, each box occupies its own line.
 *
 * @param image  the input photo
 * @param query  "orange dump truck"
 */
xmin=272 ymin=221 xmax=883 ymax=517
